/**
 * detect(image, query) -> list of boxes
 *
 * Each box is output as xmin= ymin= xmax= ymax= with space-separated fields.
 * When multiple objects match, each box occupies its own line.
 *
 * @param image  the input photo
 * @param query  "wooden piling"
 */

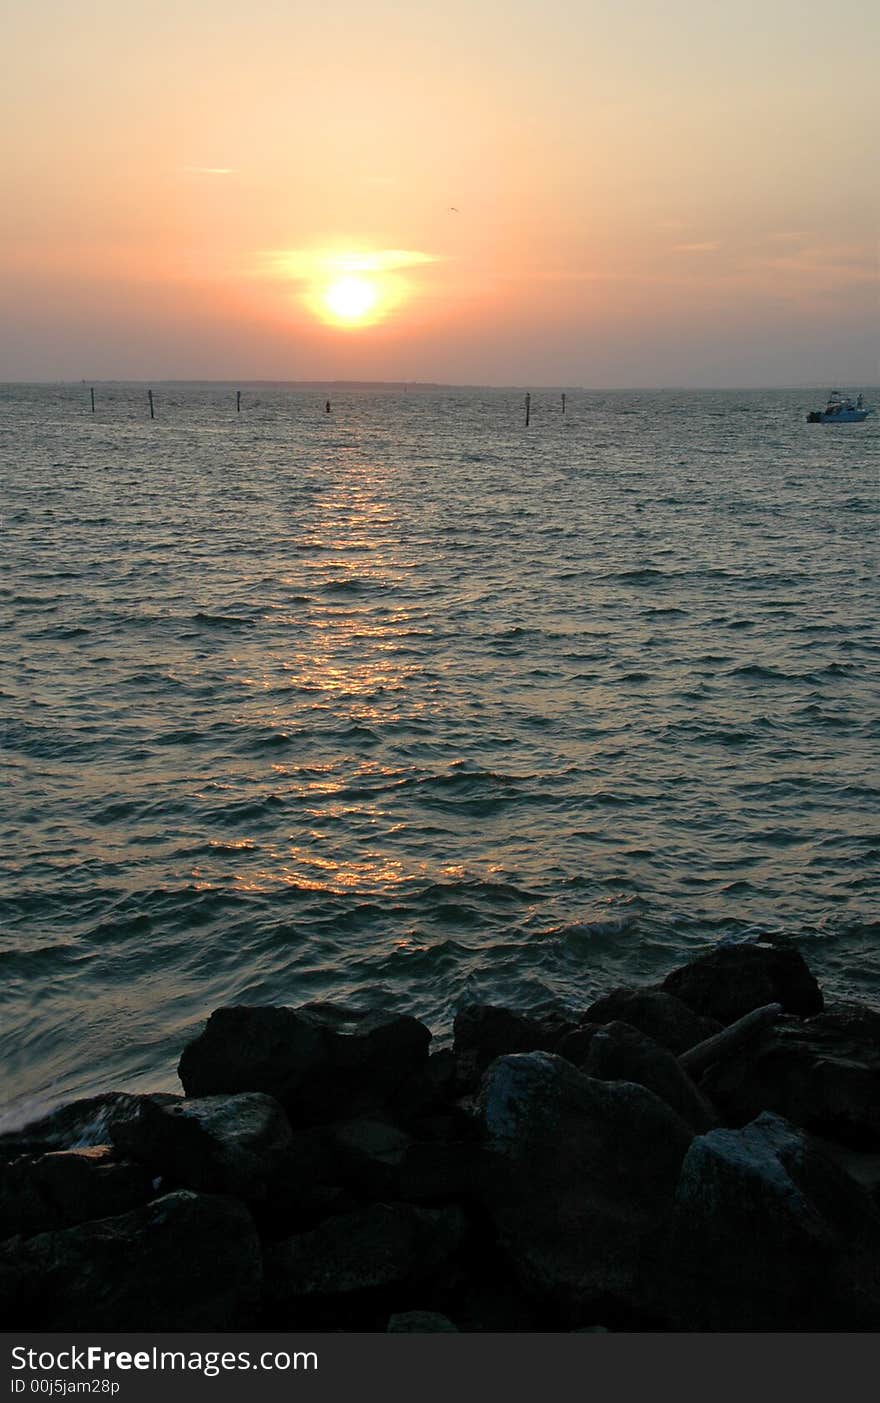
xmin=561 ymin=392 xmax=566 ymax=415
xmin=236 ymin=390 xmax=241 ymax=413
xmin=90 ymin=387 xmax=95 ymax=413
xmin=325 ymin=399 xmax=331 ymax=414
xmin=148 ymin=389 xmax=154 ymax=420
xmin=525 ymin=392 xmax=531 ymax=427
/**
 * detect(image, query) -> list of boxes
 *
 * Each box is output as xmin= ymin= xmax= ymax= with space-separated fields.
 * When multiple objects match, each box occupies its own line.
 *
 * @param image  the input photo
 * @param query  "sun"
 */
xmin=321 ymin=275 xmax=380 ymax=325
xmin=262 ymin=246 xmax=438 ymax=328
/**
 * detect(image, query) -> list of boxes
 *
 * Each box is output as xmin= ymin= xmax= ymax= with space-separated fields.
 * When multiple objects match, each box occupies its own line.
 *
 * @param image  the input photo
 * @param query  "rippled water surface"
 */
xmin=2 ymin=382 xmax=878 ymax=1120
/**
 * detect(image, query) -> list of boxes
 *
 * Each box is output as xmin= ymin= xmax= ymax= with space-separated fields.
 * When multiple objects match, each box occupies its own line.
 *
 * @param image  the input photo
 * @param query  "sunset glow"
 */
xmin=2 ymin=0 xmax=876 ymax=383
xmin=260 ymin=247 xmax=437 ymax=330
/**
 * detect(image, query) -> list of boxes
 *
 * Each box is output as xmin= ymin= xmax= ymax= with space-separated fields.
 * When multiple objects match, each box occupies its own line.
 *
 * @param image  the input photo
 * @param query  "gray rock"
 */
xmin=0 ymin=1148 xmax=153 ymax=1240
xmin=580 ymin=988 xmax=721 ymax=1054
xmin=178 ymin=1004 xmax=431 ymax=1120
xmin=665 ymin=1112 xmax=880 ymax=1330
xmin=478 ymin=1052 xmax=693 ymax=1317
xmin=110 ymin=1092 xmax=293 ymax=1198
xmin=0 ymin=1190 xmax=261 ymax=1330
xmin=580 ymin=1022 xmax=717 ymax=1131
xmin=700 ymin=1002 xmax=880 ymax=1148
xmin=661 ymin=935 xmax=823 ymax=1025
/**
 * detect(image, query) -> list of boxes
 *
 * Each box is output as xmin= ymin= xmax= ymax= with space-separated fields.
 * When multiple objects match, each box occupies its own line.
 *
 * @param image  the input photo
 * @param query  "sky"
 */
xmin=2 ymin=0 xmax=877 ymax=386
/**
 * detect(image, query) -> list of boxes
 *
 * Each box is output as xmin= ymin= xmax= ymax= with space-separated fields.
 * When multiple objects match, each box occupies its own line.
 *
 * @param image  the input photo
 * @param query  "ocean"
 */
xmin=2 ymin=381 xmax=878 ymax=1125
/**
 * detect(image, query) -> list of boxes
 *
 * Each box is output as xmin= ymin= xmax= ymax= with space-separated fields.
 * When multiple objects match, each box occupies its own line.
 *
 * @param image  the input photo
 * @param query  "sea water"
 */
xmin=1 ymin=382 xmax=878 ymax=1121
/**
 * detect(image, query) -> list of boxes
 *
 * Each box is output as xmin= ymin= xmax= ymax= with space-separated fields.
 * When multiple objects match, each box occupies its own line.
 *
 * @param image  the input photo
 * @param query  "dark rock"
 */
xmin=0 ymin=1147 xmax=153 ymax=1240
xmin=178 ymin=1004 xmax=431 ymax=1120
xmin=326 ymin=1117 xmax=484 ymax=1205
xmin=405 ymin=1110 xmax=476 ymax=1144
xmin=580 ymin=988 xmax=721 ymax=1054
xmin=555 ymin=1023 xmax=602 ymax=1065
xmin=257 ymin=1128 xmax=348 ymax=1238
xmin=0 ymin=1093 xmax=180 ymax=1160
xmin=478 ymin=1052 xmax=693 ymax=1317
xmin=110 ymin=1092 xmax=292 ymax=1198
xmin=808 ymin=1139 xmax=880 ymax=1204
xmin=387 ymin=1310 xmax=459 ymax=1331
xmin=0 ymin=1190 xmax=261 ymax=1330
xmin=389 ymin=1050 xmax=458 ymax=1123
xmin=700 ymin=1002 xmax=880 ymax=1148
xmin=452 ymin=1005 xmax=580 ymax=1091
xmin=452 ymin=1277 xmax=545 ymax=1333
xmin=264 ymin=1201 xmax=467 ymax=1321
xmin=661 ymin=935 xmax=823 ymax=1025
xmin=329 ymin=1118 xmax=413 ymax=1198
xmin=397 ymin=1140 xmax=486 ymax=1203
xmin=664 ymin=1112 xmax=880 ymax=1330
xmin=580 ymin=1022 xmax=717 ymax=1131
xmin=453 ymin=1005 xmax=550 ymax=1088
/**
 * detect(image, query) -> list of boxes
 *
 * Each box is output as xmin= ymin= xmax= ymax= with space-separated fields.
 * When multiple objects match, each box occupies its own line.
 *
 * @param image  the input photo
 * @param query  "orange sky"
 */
xmin=2 ymin=0 xmax=877 ymax=384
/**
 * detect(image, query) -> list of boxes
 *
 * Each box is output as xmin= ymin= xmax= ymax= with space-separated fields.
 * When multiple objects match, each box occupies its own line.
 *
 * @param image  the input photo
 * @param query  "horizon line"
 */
xmin=3 ymin=378 xmax=878 ymax=393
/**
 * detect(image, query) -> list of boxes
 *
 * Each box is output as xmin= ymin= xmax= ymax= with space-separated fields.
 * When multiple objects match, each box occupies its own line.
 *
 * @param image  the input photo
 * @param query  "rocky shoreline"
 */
xmin=3 ymin=933 xmax=880 ymax=1332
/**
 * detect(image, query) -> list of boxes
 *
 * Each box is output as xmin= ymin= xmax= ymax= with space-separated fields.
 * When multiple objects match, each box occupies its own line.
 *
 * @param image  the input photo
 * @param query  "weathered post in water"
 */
xmin=90 ymin=387 xmax=95 ymax=413
xmin=325 ymin=399 xmax=331 ymax=414
xmin=236 ymin=390 xmax=241 ymax=413
xmin=561 ymin=392 xmax=566 ymax=415
xmin=525 ymin=392 xmax=531 ymax=427
xmin=148 ymin=389 xmax=154 ymax=420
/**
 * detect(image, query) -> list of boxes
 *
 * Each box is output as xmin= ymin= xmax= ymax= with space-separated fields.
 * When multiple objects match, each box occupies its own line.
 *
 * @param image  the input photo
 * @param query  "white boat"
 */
xmin=806 ymin=390 xmax=871 ymax=423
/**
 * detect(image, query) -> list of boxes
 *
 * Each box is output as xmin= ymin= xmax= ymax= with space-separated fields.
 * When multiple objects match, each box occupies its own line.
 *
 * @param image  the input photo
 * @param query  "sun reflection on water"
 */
xmin=187 ymin=462 xmax=450 ymax=897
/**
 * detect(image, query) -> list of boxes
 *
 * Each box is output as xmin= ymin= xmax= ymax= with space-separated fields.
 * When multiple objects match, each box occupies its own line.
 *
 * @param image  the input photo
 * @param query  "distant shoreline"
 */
xmin=3 ymin=380 xmax=879 ymax=394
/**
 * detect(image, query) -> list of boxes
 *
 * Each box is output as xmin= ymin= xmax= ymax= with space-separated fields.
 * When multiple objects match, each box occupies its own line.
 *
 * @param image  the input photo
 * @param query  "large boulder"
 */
xmin=700 ymin=1002 xmax=880 ymax=1148
xmin=661 ymin=936 xmax=823 ymax=1025
xmin=0 ymin=1148 xmax=153 ymax=1240
xmin=578 ymin=1022 xmax=717 ymax=1132
xmin=110 ymin=1092 xmax=293 ymax=1198
xmin=664 ymin=1112 xmax=880 ymax=1330
xmin=264 ymin=1201 xmax=467 ymax=1325
xmin=0 ymin=1190 xmax=261 ymax=1330
xmin=178 ymin=1004 xmax=431 ymax=1121
xmin=478 ymin=1052 xmax=693 ymax=1320
xmin=579 ymin=988 xmax=721 ymax=1054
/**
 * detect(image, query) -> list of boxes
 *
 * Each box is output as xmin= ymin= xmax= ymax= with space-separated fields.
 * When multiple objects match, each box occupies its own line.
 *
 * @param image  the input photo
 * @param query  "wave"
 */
xmin=190 ymin=611 xmax=255 ymax=629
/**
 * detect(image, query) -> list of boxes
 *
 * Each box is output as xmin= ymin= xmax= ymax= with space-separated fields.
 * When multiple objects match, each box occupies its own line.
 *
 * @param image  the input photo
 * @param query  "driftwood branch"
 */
xmin=679 ymin=1002 xmax=783 ymax=1078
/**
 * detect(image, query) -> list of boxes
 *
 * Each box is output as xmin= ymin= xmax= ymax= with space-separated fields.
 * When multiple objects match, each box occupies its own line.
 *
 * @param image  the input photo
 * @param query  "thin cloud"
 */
xmin=672 ymin=241 xmax=720 ymax=253
xmin=259 ymin=248 xmax=441 ymax=281
xmin=184 ymin=166 xmax=234 ymax=175
xmin=744 ymin=242 xmax=876 ymax=283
